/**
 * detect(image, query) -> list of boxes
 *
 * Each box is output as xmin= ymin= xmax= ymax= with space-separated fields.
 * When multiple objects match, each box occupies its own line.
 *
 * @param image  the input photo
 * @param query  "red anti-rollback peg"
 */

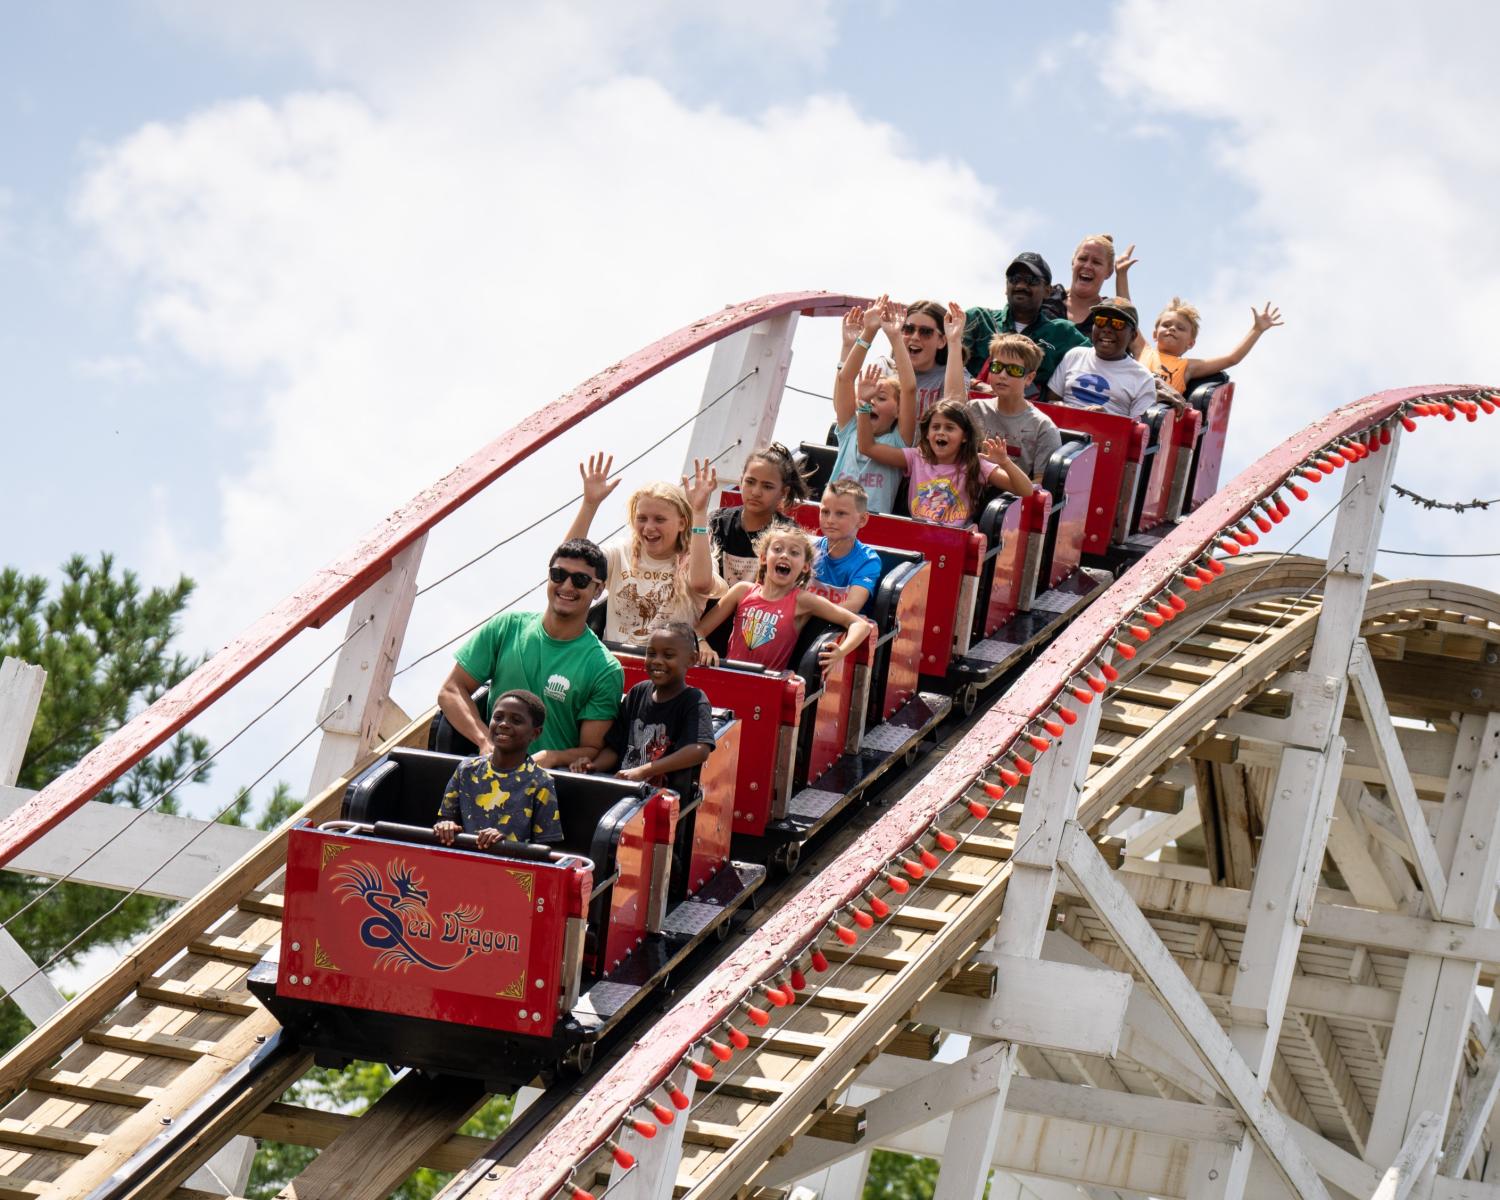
xmin=1195 ymin=562 xmax=1215 ymax=583
xmin=1206 ymin=557 xmax=1226 ymax=576
xmin=1012 ymin=755 xmax=1033 ymax=777
xmin=666 ymin=1080 xmax=691 ymax=1110
xmin=1071 ymin=683 xmax=1094 ymax=704
xmin=1400 ymin=414 xmax=1417 ymax=432
xmin=997 ymin=763 xmax=1022 ymax=786
xmin=630 ymin=1116 xmax=659 ymax=1138
xmin=1233 ymin=526 xmax=1255 ymax=546
xmin=900 ymin=855 xmax=927 ymax=879
xmin=1155 ymin=600 xmax=1176 ymax=621
xmin=1289 ymin=480 xmax=1310 ymax=500
xmin=1086 ymin=672 xmax=1107 ymax=693
xmin=852 ymin=907 xmax=874 ymax=929
xmin=1143 ymin=609 xmax=1165 ymax=628
xmin=967 ymin=797 xmax=991 ymax=818
xmin=689 ymin=1057 xmax=715 ymax=1082
xmin=1480 ymin=397 xmax=1496 ymax=415
xmin=1274 ymin=492 xmax=1291 ymax=517
xmin=1218 ymin=537 xmax=1241 ymax=556
xmin=744 ymin=1002 xmax=770 ymax=1027
xmin=1253 ymin=509 xmax=1273 ymax=532
xmin=1168 ymin=593 xmax=1188 ymax=612
xmin=810 ymin=947 xmax=830 ymax=972
xmin=1027 ymin=732 xmax=1051 ymax=752
xmin=1043 ymin=716 xmax=1065 ymax=737
xmin=1300 ymin=467 xmax=1322 ymax=484
xmin=1098 ymin=661 xmax=1120 ymax=682
xmin=788 ymin=967 xmax=807 ymax=992
xmin=708 ymin=1039 xmax=733 ymax=1062
xmin=649 ymin=1099 xmax=675 ymax=1125
xmin=833 ymin=922 xmax=858 ymax=945
xmin=1057 ymin=703 xmax=1079 ymax=723
xmin=1182 ymin=573 xmax=1203 ymax=591
xmin=869 ymin=893 xmax=891 ymax=918
xmin=763 ymin=984 xmax=789 ymax=1007
xmin=935 ymin=829 xmax=959 ymax=852
xmin=728 ymin=1025 xmax=750 ymax=1049
xmin=883 ymin=870 xmax=910 ymax=893
xmin=918 ymin=845 xmax=940 ymax=869
xmin=1112 ymin=638 xmax=1138 ymax=659
xmin=983 ymin=780 xmax=1008 ymax=799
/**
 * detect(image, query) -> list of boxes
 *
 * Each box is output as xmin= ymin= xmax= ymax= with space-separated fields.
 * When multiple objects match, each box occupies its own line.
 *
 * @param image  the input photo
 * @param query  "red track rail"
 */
xmin=0 ymin=291 xmax=862 ymax=867
xmin=495 ymin=382 xmax=1493 ymax=1200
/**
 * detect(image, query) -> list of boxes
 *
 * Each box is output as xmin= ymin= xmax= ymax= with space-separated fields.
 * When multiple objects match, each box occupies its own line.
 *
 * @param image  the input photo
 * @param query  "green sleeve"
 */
xmin=454 ymin=612 xmax=514 ymax=692
xmin=962 ymin=307 xmax=1000 ymax=376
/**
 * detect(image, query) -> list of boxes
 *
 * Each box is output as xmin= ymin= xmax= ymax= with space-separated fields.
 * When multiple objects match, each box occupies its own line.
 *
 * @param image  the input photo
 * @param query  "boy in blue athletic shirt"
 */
xmin=808 ymin=480 xmax=883 ymax=617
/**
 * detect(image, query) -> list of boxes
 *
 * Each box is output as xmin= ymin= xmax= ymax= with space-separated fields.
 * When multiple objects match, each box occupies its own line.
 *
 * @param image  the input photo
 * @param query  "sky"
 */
xmin=6 ymin=0 xmax=1500 ymax=835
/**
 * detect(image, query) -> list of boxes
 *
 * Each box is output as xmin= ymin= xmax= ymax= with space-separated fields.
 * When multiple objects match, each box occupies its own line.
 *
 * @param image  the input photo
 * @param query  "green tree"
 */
xmin=863 ymin=1150 xmax=941 ymax=1200
xmin=0 ymin=555 xmax=213 ymax=1049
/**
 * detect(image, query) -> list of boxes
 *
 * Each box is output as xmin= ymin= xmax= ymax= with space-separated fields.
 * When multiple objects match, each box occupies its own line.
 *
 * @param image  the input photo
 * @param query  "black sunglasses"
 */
xmin=901 ymin=323 xmax=940 ymax=339
xmin=549 ymin=565 xmax=598 ymax=588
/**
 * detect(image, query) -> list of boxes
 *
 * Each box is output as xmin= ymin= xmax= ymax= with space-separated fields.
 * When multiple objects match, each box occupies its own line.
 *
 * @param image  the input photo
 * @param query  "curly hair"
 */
xmin=751 ymin=523 xmax=818 ymax=590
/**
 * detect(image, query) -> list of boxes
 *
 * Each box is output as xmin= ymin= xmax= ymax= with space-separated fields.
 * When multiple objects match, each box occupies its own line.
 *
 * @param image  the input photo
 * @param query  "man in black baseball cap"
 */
xmin=962 ymin=252 xmax=1089 ymax=395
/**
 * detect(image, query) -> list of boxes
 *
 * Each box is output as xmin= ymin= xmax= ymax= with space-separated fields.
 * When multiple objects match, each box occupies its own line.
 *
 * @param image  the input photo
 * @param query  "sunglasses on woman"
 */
xmin=989 ymin=360 xmax=1028 ymax=378
xmin=901 ymin=323 xmax=940 ymax=339
xmin=1092 ymin=315 xmax=1130 ymax=331
xmin=549 ymin=566 xmax=598 ymax=588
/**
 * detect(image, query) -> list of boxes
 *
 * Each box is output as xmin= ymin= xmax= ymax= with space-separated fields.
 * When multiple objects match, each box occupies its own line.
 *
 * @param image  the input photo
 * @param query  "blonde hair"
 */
xmin=1156 ymin=296 xmax=1202 ymax=339
xmin=1074 ymin=233 xmax=1115 ymax=260
xmin=822 ymin=478 xmax=869 ymax=513
xmin=752 ymin=524 xmax=818 ymax=589
xmin=986 ymin=332 xmax=1044 ymax=375
xmin=628 ymin=482 xmax=695 ymax=610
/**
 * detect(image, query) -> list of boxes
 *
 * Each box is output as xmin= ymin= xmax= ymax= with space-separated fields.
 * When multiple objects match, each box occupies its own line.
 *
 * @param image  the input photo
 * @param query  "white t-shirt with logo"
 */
xmin=603 ymin=538 xmax=713 ymax=646
xmin=1047 ymin=348 xmax=1157 ymax=420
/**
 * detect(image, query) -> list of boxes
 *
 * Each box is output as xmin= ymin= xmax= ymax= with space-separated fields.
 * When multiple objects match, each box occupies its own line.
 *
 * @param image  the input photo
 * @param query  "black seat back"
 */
xmin=797 ymin=443 xmax=838 ymax=499
xmin=343 ymin=748 xmax=467 ymax=826
xmin=868 ymin=547 xmax=923 ymax=724
xmin=428 ymin=685 xmax=491 ymax=757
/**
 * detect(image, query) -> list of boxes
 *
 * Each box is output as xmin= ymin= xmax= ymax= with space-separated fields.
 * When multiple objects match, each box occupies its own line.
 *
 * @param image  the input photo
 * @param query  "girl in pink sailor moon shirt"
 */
xmin=693 ymin=525 xmax=869 ymax=675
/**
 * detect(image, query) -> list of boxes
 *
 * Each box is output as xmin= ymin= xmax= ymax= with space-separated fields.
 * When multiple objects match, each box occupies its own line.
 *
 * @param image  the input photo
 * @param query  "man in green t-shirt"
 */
xmin=962 ymin=252 xmax=1089 ymax=397
xmin=438 ymin=539 xmax=624 ymax=768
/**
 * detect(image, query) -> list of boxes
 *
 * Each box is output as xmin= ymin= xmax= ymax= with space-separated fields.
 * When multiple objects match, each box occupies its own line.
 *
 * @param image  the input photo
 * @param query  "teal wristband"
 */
xmin=691 ymin=525 xmax=708 ymax=535
xmin=856 ymin=404 xmax=874 ymax=416
xmin=855 ymin=337 xmax=872 ymax=350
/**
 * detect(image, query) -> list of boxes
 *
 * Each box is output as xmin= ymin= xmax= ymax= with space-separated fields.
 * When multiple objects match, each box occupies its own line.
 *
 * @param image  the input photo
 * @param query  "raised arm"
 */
xmin=942 ymin=301 xmax=968 ymax=400
xmin=834 ymin=301 xmax=883 ymax=427
xmin=854 ymin=365 xmax=910 ymax=468
xmin=1113 ymin=243 xmax=1137 ymax=301
xmin=565 ymin=452 xmax=621 ymax=542
xmin=694 ymin=582 xmax=750 ymax=666
xmin=683 ymin=458 xmax=721 ymax=597
xmin=879 ymin=300 xmax=919 ymax=445
xmin=1186 ymin=303 xmax=1283 ymax=382
xmin=981 ymin=437 xmax=1034 ymax=498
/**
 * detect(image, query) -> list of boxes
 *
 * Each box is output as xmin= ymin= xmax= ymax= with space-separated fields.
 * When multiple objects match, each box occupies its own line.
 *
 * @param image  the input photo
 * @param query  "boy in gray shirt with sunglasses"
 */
xmin=965 ymin=333 xmax=1062 ymax=481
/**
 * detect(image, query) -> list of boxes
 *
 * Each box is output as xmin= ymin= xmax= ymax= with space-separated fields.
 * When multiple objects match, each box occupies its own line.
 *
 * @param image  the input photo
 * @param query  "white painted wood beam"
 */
xmin=1348 ymin=645 xmax=1449 ymax=911
xmin=1057 ymin=820 xmax=1332 ymax=1200
xmin=928 ymin=687 xmax=1105 ymax=1200
xmin=0 ymin=785 xmax=264 ymax=899
xmin=308 ymin=534 xmax=426 ymax=799
xmin=1126 ymin=804 xmax=1203 ymax=860
xmin=1443 ymin=1020 xmax=1500 ymax=1178
xmin=0 ymin=924 xmax=64 ymax=1024
xmin=0 ymin=658 xmax=45 ymax=788
xmin=610 ymin=1065 xmax=696 ymax=1200
xmin=1372 ymin=1110 xmax=1440 ymax=1200
xmin=917 ymin=957 xmax=1130 ymax=1058
xmin=681 ymin=313 xmax=798 ymax=483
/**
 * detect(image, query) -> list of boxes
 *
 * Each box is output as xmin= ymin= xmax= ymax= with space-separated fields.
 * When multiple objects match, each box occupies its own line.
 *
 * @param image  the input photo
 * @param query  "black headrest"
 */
xmin=550 ymin=770 xmax=652 ymax=859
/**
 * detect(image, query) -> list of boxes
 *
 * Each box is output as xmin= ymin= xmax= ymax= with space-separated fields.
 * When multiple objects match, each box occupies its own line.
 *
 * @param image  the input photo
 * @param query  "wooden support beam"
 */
xmin=0 ymin=659 xmax=44 ymax=789
xmin=681 ymin=312 xmax=798 ymax=483
xmin=1349 ymin=644 xmax=1450 ymax=911
xmin=277 ymin=1072 xmax=486 ymax=1199
xmin=1443 ymin=1020 xmax=1500 ymax=1177
xmin=1372 ymin=1110 xmax=1441 ymax=1200
xmin=612 ymin=1066 xmax=695 ymax=1200
xmin=306 ymin=533 xmax=425 ymax=799
xmin=1057 ymin=820 xmax=1332 ymax=1200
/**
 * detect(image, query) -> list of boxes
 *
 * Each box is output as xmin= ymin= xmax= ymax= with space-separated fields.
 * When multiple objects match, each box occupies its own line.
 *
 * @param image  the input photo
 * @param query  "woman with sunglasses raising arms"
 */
xmin=1044 ymin=298 xmax=1161 ymax=420
xmin=436 ymin=537 xmax=625 ymax=769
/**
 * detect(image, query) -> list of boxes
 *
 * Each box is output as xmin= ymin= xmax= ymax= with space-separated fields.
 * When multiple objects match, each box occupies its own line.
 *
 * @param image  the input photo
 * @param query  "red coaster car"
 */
xmin=250 ymin=738 xmax=762 ymax=1088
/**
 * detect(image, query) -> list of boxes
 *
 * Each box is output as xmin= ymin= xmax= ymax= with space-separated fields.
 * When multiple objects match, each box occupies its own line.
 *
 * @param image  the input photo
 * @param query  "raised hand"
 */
xmin=842 ymin=306 xmax=864 ymax=353
xmin=856 ymin=363 xmax=883 ymax=406
xmin=981 ymin=435 xmax=1011 ymax=462
xmin=1114 ymin=243 xmax=1139 ymax=276
xmin=944 ymin=300 xmax=965 ymax=341
xmin=878 ymin=297 xmax=908 ymax=339
xmin=1252 ymin=303 xmax=1283 ymax=333
xmin=578 ymin=452 xmax=621 ymax=507
xmin=682 ymin=458 xmax=719 ymax=513
xmin=861 ymin=295 xmax=886 ymax=338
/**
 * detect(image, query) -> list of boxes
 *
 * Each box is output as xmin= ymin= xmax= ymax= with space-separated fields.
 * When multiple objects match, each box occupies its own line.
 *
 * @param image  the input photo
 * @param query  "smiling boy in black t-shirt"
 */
xmin=570 ymin=623 xmax=714 ymax=785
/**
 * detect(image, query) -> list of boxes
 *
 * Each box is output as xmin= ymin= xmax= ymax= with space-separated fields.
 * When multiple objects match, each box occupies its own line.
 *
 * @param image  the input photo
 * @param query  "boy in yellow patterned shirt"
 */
xmin=434 ymin=689 xmax=561 ymax=849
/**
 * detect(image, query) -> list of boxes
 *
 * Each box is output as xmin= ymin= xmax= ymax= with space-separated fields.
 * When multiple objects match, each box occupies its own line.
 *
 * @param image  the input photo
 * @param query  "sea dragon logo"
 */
xmin=333 ymin=859 xmax=481 ymax=972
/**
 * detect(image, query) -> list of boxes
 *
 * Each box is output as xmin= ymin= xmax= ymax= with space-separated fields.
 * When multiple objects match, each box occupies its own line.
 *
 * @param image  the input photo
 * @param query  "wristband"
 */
xmin=856 ymin=404 xmax=874 ymax=416
xmin=855 ymin=337 xmax=872 ymax=350
xmin=691 ymin=525 xmax=708 ymax=534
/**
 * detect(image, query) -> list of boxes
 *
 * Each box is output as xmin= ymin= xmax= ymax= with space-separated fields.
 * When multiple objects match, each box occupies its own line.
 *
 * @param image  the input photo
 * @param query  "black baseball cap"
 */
xmin=1006 ymin=252 xmax=1052 ymax=284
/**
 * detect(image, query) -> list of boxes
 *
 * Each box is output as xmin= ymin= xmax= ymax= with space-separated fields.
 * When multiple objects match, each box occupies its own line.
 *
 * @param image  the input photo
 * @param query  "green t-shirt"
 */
xmin=962 ymin=305 xmax=1089 ymax=393
xmin=454 ymin=611 xmax=624 ymax=754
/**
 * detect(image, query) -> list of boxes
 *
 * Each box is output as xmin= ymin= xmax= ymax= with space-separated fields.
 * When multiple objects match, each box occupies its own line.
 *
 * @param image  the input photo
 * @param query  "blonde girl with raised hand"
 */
xmin=567 ymin=455 xmax=723 ymax=646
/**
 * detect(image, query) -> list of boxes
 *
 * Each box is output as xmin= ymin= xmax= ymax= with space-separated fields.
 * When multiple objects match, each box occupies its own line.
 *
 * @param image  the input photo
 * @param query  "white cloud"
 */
xmin=1104 ymin=0 xmax=1500 ymax=584
xmin=73 ymin=4 xmax=1024 ymax=778
xmin=73 ymin=353 xmax=153 ymax=383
